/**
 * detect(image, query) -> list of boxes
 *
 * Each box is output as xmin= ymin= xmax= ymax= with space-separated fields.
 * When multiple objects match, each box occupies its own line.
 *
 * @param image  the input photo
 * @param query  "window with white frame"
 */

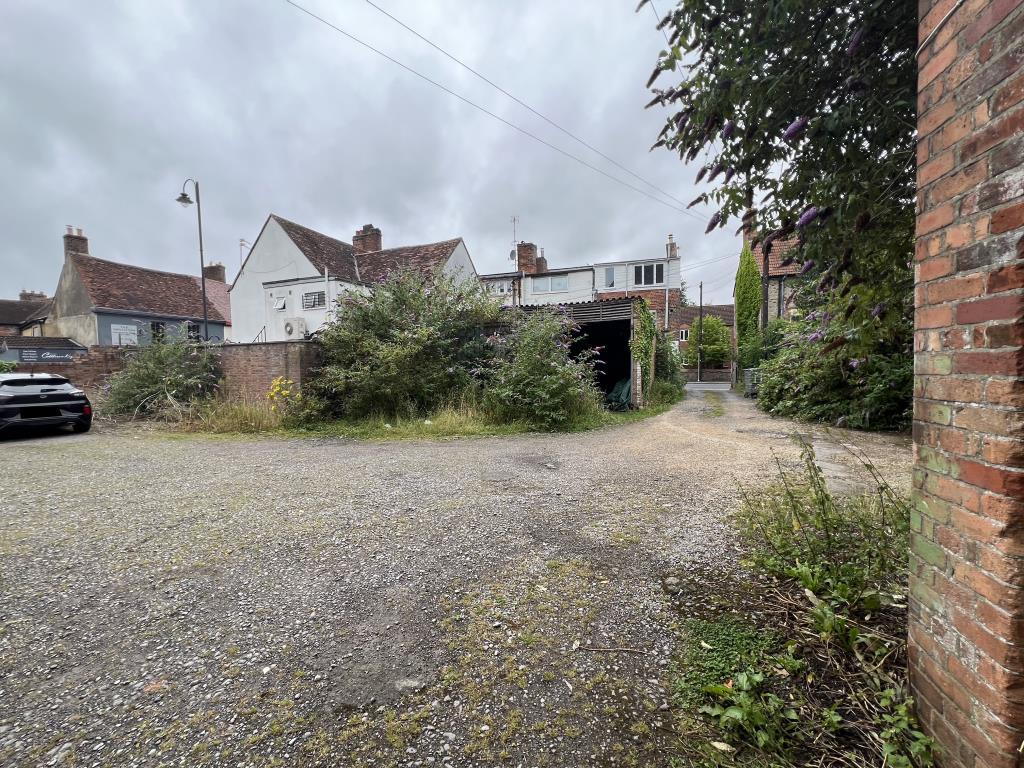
xmin=272 ymin=296 xmax=286 ymax=311
xmin=302 ymin=291 xmax=326 ymax=310
xmin=604 ymin=266 xmax=615 ymax=288
xmin=679 ymin=328 xmax=689 ymax=341
xmin=532 ymin=275 xmax=569 ymax=293
xmin=633 ymin=262 xmax=665 ymax=287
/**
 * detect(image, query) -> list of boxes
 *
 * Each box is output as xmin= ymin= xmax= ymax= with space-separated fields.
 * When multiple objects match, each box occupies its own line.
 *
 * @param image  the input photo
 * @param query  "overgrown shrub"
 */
xmin=0 ymin=360 xmax=15 ymax=373
xmin=104 ymin=340 xmax=220 ymax=418
xmin=647 ymin=378 xmax=684 ymax=407
xmin=484 ymin=309 xmax=602 ymax=430
xmin=757 ymin=317 xmax=912 ymax=430
xmin=301 ymin=269 xmax=500 ymax=420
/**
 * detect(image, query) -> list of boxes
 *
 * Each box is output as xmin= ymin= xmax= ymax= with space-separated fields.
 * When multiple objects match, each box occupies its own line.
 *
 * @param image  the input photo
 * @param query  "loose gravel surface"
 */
xmin=1 ymin=391 xmax=911 ymax=768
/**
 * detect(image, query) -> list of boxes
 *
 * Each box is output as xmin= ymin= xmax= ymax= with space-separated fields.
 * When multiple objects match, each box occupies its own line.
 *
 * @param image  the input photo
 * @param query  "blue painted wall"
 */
xmin=96 ymin=312 xmax=227 ymax=346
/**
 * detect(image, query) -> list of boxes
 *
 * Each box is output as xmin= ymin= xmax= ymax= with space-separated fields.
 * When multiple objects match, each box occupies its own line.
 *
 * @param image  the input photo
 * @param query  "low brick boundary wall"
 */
xmin=217 ymin=341 xmax=321 ymax=401
xmin=682 ymin=367 xmax=733 ymax=383
xmin=11 ymin=346 xmax=127 ymax=395
xmin=10 ymin=341 xmax=321 ymax=403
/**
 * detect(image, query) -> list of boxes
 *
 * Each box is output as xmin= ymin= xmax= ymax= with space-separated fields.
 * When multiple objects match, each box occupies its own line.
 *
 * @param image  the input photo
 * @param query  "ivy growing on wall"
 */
xmin=630 ymin=300 xmax=658 ymax=393
xmin=734 ymin=243 xmax=762 ymax=368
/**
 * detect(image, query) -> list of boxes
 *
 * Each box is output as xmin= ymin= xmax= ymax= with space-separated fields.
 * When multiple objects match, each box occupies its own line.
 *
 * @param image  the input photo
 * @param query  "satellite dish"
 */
xmin=509 ymin=249 xmax=516 ymax=261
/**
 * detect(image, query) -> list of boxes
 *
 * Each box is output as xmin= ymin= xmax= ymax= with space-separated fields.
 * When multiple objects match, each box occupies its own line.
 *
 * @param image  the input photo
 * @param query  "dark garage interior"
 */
xmin=571 ymin=318 xmax=632 ymax=396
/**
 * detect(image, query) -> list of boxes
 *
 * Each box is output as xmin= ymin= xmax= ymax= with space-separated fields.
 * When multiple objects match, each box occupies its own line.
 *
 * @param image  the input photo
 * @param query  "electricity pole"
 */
xmin=698 ymin=281 xmax=704 ymax=384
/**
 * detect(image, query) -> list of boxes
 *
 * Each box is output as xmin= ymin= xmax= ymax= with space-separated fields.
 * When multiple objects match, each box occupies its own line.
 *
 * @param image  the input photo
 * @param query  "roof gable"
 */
xmin=70 ymin=253 xmax=229 ymax=323
xmin=271 ymin=215 xmax=360 ymax=282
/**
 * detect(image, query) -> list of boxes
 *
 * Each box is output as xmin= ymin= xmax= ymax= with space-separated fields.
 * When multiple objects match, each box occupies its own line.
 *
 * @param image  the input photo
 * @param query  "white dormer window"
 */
xmin=273 ymin=296 xmax=286 ymax=311
xmin=633 ymin=263 xmax=665 ymax=287
xmin=604 ymin=267 xmax=615 ymax=288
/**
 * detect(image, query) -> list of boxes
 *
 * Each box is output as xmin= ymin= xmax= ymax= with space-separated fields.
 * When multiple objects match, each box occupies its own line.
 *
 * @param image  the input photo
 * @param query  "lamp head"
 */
xmin=176 ymin=191 xmax=194 ymax=207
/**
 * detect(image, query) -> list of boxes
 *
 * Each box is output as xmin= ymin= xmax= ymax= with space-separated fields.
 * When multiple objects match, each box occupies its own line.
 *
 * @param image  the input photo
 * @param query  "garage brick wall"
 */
xmin=912 ymin=0 xmax=1024 ymax=765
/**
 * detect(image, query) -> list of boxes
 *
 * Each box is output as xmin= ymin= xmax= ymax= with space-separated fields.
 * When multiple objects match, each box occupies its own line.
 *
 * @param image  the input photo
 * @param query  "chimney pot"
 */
xmin=19 ymin=289 xmax=48 ymax=302
xmin=516 ymin=241 xmax=538 ymax=274
xmin=63 ymin=226 xmax=89 ymax=258
xmin=352 ymin=223 xmax=382 ymax=254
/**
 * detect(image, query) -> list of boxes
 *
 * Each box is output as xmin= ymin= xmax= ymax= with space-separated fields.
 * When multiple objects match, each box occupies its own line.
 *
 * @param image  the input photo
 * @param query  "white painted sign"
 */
xmin=110 ymin=323 xmax=139 ymax=346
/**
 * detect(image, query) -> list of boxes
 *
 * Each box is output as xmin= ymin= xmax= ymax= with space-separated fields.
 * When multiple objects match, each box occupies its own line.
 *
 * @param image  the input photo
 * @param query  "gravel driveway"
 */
xmin=0 ymin=390 xmax=911 ymax=768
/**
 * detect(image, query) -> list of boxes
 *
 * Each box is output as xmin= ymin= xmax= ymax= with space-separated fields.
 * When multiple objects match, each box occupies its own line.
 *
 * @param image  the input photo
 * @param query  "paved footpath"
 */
xmin=0 ymin=391 xmax=910 ymax=767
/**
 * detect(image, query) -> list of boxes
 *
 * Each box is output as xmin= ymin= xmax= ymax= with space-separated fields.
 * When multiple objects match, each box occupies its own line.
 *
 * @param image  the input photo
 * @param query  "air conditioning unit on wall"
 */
xmin=283 ymin=318 xmax=307 ymax=338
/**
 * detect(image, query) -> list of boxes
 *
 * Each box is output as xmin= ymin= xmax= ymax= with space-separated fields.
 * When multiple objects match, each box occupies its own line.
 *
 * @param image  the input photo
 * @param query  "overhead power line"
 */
xmin=361 ymin=0 xmax=700 ymax=218
xmin=680 ymin=252 xmax=738 ymax=272
xmin=284 ymin=0 xmax=708 ymax=222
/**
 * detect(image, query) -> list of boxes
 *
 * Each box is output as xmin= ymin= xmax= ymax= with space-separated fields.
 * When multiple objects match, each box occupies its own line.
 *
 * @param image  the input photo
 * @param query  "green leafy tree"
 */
xmin=303 ymin=269 xmax=500 ymax=420
xmin=684 ymin=315 xmax=732 ymax=368
xmin=643 ymin=0 xmax=915 ymax=424
xmin=734 ymin=243 xmax=762 ymax=368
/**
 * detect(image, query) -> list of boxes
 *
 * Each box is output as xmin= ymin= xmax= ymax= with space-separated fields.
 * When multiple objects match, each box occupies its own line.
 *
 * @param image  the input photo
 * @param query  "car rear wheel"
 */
xmin=72 ymin=420 xmax=92 ymax=433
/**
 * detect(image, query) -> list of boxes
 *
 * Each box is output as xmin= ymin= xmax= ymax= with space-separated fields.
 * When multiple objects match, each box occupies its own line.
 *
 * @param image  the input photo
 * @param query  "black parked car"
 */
xmin=0 ymin=373 xmax=92 ymax=434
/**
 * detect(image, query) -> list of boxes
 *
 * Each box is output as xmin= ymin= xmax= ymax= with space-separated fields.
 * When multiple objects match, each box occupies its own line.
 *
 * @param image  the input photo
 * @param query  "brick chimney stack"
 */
xmin=665 ymin=234 xmax=679 ymax=260
xmin=63 ymin=225 xmax=88 ymax=257
xmin=516 ymin=241 xmax=538 ymax=274
xmin=203 ymin=263 xmax=227 ymax=283
xmin=19 ymin=290 xmax=48 ymax=302
xmin=352 ymin=224 xmax=382 ymax=254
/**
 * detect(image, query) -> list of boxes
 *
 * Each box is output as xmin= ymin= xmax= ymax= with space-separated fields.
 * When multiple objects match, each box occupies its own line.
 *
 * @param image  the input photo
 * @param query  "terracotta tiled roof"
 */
xmin=678 ymin=304 xmax=735 ymax=327
xmin=0 ymin=335 xmax=85 ymax=349
xmin=70 ymin=253 xmax=229 ymax=323
xmin=271 ymin=215 xmax=360 ymax=282
xmin=356 ymin=239 xmax=462 ymax=283
xmin=751 ymin=235 xmax=802 ymax=277
xmin=204 ymin=279 xmax=231 ymax=326
xmin=0 ymin=298 xmax=49 ymax=326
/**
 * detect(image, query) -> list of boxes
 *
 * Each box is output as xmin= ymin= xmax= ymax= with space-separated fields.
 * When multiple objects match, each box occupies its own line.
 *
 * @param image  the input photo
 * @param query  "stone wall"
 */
xmin=217 ymin=341 xmax=321 ymax=401
xmin=682 ymin=367 xmax=732 ymax=383
xmin=911 ymin=1 xmax=1023 ymax=765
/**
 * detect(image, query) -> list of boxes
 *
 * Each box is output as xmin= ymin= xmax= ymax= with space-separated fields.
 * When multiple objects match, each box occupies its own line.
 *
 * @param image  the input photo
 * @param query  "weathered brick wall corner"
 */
xmin=912 ymin=1 xmax=1024 ymax=765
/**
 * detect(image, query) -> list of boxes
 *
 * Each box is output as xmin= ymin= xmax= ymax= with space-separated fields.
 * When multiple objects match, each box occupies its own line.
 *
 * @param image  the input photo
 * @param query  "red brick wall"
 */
xmin=11 ymin=342 xmax=321 ymax=404
xmin=217 ymin=341 xmax=321 ymax=401
xmin=600 ymin=288 xmax=684 ymax=330
xmin=11 ymin=346 xmax=127 ymax=394
xmin=912 ymin=1 xmax=1024 ymax=766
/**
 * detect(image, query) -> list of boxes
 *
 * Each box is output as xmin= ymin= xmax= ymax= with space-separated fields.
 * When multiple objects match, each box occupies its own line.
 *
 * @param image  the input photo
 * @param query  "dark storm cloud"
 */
xmin=1 ymin=0 xmax=740 ymax=305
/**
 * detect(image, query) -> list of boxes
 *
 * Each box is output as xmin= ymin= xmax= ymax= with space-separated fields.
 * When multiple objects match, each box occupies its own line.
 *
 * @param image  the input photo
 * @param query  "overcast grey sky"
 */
xmin=1 ymin=0 xmax=740 ymax=305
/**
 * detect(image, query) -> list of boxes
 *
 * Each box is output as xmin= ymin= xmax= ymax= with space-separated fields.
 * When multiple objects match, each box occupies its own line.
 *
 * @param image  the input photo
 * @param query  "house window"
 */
xmin=633 ymin=263 xmax=665 ymax=286
xmin=533 ymin=275 xmax=568 ymax=293
xmin=680 ymin=328 xmax=689 ymax=341
xmin=273 ymin=296 xmax=286 ymax=311
xmin=187 ymin=322 xmax=201 ymax=339
xmin=150 ymin=321 xmax=166 ymax=343
xmin=302 ymin=291 xmax=327 ymax=310
xmin=604 ymin=267 xmax=615 ymax=288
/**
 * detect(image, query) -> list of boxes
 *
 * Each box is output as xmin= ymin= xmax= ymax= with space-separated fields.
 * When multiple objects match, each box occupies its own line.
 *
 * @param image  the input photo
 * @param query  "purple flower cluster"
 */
xmin=799 ymin=259 xmax=816 ymax=275
xmin=796 ymin=207 xmax=819 ymax=229
xmin=720 ymin=120 xmax=735 ymax=139
xmin=782 ymin=116 xmax=809 ymax=142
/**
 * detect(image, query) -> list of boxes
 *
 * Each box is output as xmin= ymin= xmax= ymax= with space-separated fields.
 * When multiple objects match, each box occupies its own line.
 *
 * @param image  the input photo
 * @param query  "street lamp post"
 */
xmin=176 ymin=179 xmax=209 ymax=341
